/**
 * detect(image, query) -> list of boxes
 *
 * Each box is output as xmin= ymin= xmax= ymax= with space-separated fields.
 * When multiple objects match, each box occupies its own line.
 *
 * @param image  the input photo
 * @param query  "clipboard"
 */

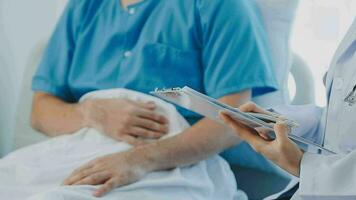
xmin=151 ymin=86 xmax=336 ymax=155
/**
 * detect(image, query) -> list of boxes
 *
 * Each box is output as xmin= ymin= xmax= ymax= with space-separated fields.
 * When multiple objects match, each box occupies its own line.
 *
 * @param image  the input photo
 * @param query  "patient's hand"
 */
xmin=63 ymin=150 xmax=149 ymax=197
xmin=81 ymin=99 xmax=169 ymax=145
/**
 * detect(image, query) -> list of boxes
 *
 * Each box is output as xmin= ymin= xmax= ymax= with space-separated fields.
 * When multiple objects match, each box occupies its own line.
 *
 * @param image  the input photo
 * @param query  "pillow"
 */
xmin=253 ymin=0 xmax=299 ymax=107
xmin=12 ymin=42 xmax=48 ymax=150
xmin=0 ymin=28 xmax=17 ymax=156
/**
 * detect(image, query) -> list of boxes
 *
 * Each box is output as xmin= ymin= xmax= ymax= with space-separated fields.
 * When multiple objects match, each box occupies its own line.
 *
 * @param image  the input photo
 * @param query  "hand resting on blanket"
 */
xmin=0 ymin=89 xmax=242 ymax=200
xmin=81 ymin=98 xmax=169 ymax=145
xmin=63 ymin=149 xmax=149 ymax=197
xmin=32 ymin=92 xmax=169 ymax=146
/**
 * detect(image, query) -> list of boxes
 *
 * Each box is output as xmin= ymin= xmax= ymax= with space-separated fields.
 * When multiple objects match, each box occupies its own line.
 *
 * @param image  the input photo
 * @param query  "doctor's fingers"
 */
xmin=274 ymin=121 xmax=290 ymax=142
xmin=255 ymin=122 xmax=276 ymax=141
xmin=239 ymin=102 xmax=268 ymax=114
xmin=220 ymin=114 xmax=268 ymax=150
xmin=255 ymin=127 xmax=273 ymax=141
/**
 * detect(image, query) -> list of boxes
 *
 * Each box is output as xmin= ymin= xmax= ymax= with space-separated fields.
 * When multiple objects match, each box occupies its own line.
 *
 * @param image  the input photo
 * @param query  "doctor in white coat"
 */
xmin=221 ymin=17 xmax=356 ymax=199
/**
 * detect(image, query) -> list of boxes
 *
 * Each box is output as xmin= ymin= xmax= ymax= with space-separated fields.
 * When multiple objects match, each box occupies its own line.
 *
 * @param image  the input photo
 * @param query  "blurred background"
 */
xmin=291 ymin=0 xmax=355 ymax=106
xmin=0 ymin=0 xmax=67 ymax=156
xmin=0 ymin=0 xmax=355 ymax=156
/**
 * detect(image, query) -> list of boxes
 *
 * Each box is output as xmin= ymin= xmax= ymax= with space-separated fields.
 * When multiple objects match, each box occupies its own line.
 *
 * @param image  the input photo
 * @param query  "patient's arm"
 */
xmin=143 ymin=91 xmax=251 ymax=168
xmin=31 ymin=92 xmax=169 ymax=144
xmin=31 ymin=92 xmax=86 ymax=137
xmin=64 ymin=90 xmax=250 ymax=197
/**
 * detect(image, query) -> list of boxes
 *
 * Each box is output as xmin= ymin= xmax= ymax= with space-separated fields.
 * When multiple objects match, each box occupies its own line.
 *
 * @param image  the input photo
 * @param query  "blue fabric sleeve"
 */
xmin=197 ymin=0 xmax=278 ymax=99
xmin=31 ymin=0 xmax=81 ymax=102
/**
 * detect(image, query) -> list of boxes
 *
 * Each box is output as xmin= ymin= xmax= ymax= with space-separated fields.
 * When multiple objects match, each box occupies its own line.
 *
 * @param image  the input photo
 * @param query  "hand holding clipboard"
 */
xmin=151 ymin=86 xmax=335 ymax=155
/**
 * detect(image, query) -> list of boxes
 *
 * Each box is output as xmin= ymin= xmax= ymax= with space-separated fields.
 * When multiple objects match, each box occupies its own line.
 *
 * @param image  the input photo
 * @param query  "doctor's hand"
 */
xmin=63 ymin=149 xmax=150 ymax=197
xmin=220 ymin=102 xmax=304 ymax=177
xmin=81 ymin=99 xmax=169 ymax=145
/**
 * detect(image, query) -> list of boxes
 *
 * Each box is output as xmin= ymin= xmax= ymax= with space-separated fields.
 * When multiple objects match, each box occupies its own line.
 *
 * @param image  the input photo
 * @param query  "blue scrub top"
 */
xmin=32 ymin=0 xmax=278 ymax=123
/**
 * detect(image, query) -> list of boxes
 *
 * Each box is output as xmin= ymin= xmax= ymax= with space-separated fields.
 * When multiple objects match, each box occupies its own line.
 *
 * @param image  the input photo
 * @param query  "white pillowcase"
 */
xmin=253 ymin=0 xmax=299 ymax=107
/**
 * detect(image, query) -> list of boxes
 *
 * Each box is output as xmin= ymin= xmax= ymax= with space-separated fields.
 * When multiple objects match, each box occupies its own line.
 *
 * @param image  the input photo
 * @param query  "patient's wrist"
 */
xmin=133 ymin=140 xmax=189 ymax=173
xmin=132 ymin=145 xmax=158 ymax=172
xmin=77 ymin=100 xmax=94 ymax=128
xmin=132 ymin=141 xmax=175 ymax=173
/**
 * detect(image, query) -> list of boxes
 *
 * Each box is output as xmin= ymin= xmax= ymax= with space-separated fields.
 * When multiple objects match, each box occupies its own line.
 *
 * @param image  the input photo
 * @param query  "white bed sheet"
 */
xmin=0 ymin=89 xmax=246 ymax=200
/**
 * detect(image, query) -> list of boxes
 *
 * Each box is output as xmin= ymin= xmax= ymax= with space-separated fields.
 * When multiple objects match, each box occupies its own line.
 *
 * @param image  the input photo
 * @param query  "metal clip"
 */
xmin=152 ymin=87 xmax=182 ymax=97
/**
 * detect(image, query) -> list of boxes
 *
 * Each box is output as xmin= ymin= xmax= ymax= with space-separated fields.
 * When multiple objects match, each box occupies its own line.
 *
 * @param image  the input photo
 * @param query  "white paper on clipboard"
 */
xmin=150 ymin=86 xmax=336 ymax=155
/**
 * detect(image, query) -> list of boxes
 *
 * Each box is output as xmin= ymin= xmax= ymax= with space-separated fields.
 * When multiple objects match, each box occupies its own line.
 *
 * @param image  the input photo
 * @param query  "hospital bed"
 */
xmin=1 ymin=0 xmax=312 ymax=199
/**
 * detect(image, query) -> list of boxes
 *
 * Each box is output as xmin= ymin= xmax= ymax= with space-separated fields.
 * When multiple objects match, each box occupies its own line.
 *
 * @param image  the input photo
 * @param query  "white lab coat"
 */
xmin=292 ymin=18 xmax=356 ymax=199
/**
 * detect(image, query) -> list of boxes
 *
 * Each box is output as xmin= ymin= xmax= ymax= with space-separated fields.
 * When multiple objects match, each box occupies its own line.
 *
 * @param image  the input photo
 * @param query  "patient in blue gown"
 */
xmin=30 ymin=0 xmax=278 ymax=197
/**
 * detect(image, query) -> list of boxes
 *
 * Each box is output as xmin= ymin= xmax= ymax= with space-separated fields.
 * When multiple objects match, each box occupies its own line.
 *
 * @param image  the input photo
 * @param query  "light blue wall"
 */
xmin=0 ymin=59 xmax=16 ymax=157
xmin=0 ymin=13 xmax=16 ymax=156
xmin=0 ymin=0 xmax=66 ymax=157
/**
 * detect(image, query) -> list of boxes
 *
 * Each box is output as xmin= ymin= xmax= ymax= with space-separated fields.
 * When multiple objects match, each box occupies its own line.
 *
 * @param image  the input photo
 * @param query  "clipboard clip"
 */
xmin=152 ymin=87 xmax=183 ymax=97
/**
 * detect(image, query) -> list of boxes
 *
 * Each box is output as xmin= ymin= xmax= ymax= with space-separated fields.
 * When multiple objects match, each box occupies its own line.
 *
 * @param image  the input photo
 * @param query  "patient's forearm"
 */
xmin=31 ymin=92 xmax=85 ymax=137
xmin=135 ymin=91 xmax=251 ymax=172
xmin=140 ymin=118 xmax=242 ymax=171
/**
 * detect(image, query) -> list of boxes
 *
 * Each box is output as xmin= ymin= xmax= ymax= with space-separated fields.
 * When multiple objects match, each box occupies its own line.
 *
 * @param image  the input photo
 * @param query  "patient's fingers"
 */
xmin=63 ymin=160 xmax=100 ymax=185
xmin=73 ymin=172 xmax=111 ymax=186
xmin=120 ymin=135 xmax=147 ymax=146
xmin=63 ymin=166 xmax=99 ymax=185
xmin=137 ymin=110 xmax=168 ymax=124
xmin=128 ymin=127 xmax=164 ymax=139
xmin=72 ymin=161 xmax=96 ymax=175
xmin=133 ymin=117 xmax=168 ymax=133
xmin=93 ymin=179 xmax=118 ymax=197
xmin=132 ymin=100 xmax=156 ymax=110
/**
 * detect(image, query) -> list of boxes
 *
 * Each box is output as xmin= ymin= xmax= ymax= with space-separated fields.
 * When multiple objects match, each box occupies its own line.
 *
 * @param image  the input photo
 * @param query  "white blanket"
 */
xmin=0 ymin=89 xmax=246 ymax=200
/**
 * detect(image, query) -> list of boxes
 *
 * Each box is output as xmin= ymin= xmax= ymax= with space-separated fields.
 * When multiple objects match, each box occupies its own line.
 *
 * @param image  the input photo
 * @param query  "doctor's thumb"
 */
xmin=274 ymin=121 xmax=290 ymax=141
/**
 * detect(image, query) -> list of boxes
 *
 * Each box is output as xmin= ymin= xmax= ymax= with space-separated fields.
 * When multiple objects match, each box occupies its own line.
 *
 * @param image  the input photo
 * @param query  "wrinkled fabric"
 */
xmin=0 ymin=89 xmax=245 ymax=200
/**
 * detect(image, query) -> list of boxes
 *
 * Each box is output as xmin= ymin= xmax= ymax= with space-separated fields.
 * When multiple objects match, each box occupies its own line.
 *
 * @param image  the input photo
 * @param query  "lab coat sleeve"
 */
xmin=272 ymin=104 xmax=324 ymax=144
xmin=299 ymin=151 xmax=356 ymax=198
